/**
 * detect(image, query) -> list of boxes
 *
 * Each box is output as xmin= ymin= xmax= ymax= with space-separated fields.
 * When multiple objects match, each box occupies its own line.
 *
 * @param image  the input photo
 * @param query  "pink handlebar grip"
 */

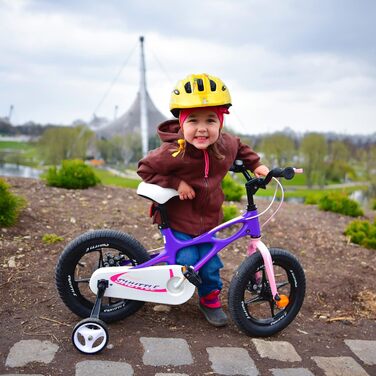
xmin=294 ymin=168 xmax=304 ymax=174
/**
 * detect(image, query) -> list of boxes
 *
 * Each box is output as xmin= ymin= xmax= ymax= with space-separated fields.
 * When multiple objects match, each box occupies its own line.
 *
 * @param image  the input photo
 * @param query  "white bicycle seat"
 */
xmin=137 ymin=182 xmax=179 ymax=204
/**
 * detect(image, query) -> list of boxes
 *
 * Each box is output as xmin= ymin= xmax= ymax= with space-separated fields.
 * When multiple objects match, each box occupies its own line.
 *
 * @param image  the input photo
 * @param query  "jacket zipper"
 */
xmin=200 ymin=150 xmax=210 ymax=233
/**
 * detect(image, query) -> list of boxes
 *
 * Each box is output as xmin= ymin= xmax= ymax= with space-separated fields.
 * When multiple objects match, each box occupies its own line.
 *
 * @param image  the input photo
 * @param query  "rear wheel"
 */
xmin=228 ymin=248 xmax=305 ymax=336
xmin=55 ymin=229 xmax=150 ymax=323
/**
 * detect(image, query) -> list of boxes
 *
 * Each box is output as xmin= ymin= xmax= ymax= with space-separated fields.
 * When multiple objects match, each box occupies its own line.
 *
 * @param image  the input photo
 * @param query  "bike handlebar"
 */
xmin=263 ymin=167 xmax=295 ymax=184
xmin=230 ymin=160 xmax=303 ymax=189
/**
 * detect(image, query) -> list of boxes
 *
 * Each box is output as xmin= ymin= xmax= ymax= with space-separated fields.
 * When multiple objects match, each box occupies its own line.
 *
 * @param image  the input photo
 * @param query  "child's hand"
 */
xmin=178 ymin=180 xmax=195 ymax=200
xmin=254 ymin=165 xmax=270 ymax=178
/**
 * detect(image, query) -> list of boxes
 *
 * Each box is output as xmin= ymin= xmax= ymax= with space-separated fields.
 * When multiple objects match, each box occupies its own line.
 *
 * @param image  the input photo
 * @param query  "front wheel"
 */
xmin=228 ymin=248 xmax=305 ymax=337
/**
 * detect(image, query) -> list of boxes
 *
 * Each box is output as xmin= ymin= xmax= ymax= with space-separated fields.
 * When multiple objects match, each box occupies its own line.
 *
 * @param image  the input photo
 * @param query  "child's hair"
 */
xmin=171 ymin=138 xmax=225 ymax=160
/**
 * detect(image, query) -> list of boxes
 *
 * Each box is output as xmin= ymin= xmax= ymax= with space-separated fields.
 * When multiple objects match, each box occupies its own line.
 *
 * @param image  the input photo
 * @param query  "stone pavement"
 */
xmin=2 ymin=337 xmax=375 ymax=375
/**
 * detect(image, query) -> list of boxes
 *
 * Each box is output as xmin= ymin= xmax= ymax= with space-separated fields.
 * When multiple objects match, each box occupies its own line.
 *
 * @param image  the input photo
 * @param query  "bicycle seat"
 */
xmin=137 ymin=182 xmax=179 ymax=204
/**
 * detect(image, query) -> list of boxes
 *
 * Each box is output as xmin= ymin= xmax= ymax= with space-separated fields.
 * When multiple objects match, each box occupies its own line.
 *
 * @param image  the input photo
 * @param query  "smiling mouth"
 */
xmin=195 ymin=136 xmax=208 ymax=140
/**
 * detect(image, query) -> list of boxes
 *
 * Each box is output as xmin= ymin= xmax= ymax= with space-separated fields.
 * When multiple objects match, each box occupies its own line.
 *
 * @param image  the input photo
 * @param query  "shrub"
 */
xmin=305 ymin=192 xmax=322 ymax=205
xmin=318 ymin=192 xmax=363 ymax=217
xmin=0 ymin=178 xmax=26 ymax=227
xmin=222 ymin=174 xmax=244 ymax=202
xmin=372 ymin=199 xmax=376 ymax=211
xmin=44 ymin=159 xmax=101 ymax=189
xmin=222 ymin=204 xmax=240 ymax=222
xmin=42 ymin=233 xmax=64 ymax=244
xmin=344 ymin=218 xmax=376 ymax=249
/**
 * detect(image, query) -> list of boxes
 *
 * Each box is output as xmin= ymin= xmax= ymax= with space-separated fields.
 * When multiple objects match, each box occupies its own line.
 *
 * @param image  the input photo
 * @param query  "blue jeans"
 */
xmin=172 ymin=230 xmax=223 ymax=297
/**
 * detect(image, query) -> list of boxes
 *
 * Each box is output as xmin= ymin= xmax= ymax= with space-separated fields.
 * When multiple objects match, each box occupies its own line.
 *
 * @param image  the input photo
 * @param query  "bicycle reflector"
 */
xmin=276 ymin=294 xmax=289 ymax=309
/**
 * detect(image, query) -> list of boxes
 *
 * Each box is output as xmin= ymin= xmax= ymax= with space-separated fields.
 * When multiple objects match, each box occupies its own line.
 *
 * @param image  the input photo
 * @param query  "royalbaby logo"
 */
xmin=110 ymin=272 xmax=168 ymax=292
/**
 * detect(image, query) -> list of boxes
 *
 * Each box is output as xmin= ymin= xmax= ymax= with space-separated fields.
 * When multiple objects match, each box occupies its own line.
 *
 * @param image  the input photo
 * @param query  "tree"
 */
xmin=260 ymin=133 xmax=296 ymax=166
xmin=38 ymin=125 xmax=95 ymax=165
xmin=326 ymin=140 xmax=353 ymax=182
xmin=300 ymin=133 xmax=327 ymax=187
xmin=96 ymin=133 xmax=142 ymax=165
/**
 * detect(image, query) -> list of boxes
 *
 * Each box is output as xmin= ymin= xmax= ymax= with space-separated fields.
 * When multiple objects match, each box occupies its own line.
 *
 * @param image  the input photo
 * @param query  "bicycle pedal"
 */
xmin=182 ymin=265 xmax=202 ymax=287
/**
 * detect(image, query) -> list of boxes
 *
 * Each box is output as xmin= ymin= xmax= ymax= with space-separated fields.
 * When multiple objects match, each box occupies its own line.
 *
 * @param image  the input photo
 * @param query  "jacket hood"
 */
xmin=157 ymin=120 xmax=183 ymax=142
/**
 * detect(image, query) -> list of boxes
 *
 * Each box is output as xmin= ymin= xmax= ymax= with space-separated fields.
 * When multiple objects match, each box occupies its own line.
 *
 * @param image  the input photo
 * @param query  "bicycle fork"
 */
xmin=247 ymin=239 xmax=288 ymax=309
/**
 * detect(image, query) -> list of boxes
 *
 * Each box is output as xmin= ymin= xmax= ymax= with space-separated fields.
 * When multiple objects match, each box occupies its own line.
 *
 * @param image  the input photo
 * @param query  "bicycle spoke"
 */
xmin=276 ymin=281 xmax=289 ymax=289
xmin=269 ymin=300 xmax=276 ymax=316
xmin=245 ymin=295 xmax=265 ymax=304
xmin=97 ymin=250 xmax=103 ymax=268
xmin=75 ymin=278 xmax=90 ymax=283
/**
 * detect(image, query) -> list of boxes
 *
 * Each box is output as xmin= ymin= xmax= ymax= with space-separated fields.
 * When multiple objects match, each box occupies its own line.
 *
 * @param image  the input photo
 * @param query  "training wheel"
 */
xmin=72 ymin=318 xmax=109 ymax=354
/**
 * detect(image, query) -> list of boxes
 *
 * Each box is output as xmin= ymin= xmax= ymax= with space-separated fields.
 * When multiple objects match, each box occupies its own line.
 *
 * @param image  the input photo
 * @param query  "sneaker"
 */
xmin=199 ymin=290 xmax=228 ymax=327
xmin=199 ymin=303 xmax=228 ymax=327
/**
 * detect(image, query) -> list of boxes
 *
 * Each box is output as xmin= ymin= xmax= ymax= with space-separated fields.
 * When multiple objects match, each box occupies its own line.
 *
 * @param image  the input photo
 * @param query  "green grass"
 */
xmin=250 ymin=184 xmax=369 ymax=204
xmin=94 ymin=168 xmax=141 ymax=189
xmin=0 ymin=141 xmax=33 ymax=150
xmin=0 ymin=141 xmax=39 ymax=166
xmin=95 ymin=167 xmax=368 ymax=201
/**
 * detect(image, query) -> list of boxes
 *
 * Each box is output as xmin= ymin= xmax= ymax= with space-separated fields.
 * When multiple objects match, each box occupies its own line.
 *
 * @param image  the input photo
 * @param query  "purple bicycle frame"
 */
xmin=133 ymin=209 xmax=261 ymax=271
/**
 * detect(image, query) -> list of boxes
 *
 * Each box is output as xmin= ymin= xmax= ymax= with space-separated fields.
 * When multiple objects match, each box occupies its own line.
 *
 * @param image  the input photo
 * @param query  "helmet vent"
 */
xmin=197 ymin=78 xmax=204 ymax=91
xmin=184 ymin=82 xmax=192 ymax=93
xmin=209 ymin=80 xmax=216 ymax=91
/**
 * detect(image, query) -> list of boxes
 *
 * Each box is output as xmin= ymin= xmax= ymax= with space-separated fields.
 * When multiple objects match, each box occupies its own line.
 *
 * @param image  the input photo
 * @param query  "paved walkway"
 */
xmin=1 ymin=337 xmax=375 ymax=375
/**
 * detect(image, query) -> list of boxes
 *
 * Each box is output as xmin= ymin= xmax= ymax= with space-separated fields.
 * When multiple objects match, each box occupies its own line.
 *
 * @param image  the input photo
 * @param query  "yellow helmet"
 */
xmin=170 ymin=73 xmax=232 ymax=117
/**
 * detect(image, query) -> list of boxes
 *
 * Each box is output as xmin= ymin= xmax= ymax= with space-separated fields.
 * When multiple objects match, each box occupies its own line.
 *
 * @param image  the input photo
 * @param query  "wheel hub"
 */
xmin=103 ymin=253 xmax=125 ymax=267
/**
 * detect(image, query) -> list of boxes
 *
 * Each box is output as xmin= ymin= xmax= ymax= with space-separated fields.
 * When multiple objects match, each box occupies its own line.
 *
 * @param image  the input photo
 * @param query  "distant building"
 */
xmin=96 ymin=36 xmax=168 ymax=155
xmin=96 ymin=91 xmax=167 ymax=139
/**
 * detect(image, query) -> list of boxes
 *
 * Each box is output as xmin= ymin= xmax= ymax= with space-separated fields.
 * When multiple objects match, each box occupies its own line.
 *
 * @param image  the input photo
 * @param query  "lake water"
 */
xmin=0 ymin=163 xmax=42 ymax=178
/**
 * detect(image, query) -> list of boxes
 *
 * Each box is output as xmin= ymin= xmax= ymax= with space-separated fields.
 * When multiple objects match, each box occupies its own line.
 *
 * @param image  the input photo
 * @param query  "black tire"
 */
xmin=228 ymin=248 xmax=305 ymax=337
xmin=56 ymin=229 xmax=150 ymax=323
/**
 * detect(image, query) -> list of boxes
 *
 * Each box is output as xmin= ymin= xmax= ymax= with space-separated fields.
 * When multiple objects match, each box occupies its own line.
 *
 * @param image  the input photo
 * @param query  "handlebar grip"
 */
xmin=283 ymin=167 xmax=295 ymax=180
xmin=264 ymin=167 xmax=295 ymax=184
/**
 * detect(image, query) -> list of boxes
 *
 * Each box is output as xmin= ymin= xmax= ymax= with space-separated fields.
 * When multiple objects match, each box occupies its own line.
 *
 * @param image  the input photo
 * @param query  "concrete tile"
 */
xmin=207 ymin=347 xmax=259 ymax=376
xmin=345 ymin=339 xmax=376 ymax=365
xmin=252 ymin=339 xmax=302 ymax=362
xmin=140 ymin=337 xmax=193 ymax=366
xmin=312 ymin=356 xmax=369 ymax=376
xmin=270 ymin=368 xmax=315 ymax=376
xmin=5 ymin=339 xmax=58 ymax=368
xmin=76 ymin=360 xmax=133 ymax=376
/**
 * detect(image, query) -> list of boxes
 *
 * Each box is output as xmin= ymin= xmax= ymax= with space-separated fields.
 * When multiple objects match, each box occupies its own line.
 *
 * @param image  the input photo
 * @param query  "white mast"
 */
xmin=139 ymin=36 xmax=148 ymax=156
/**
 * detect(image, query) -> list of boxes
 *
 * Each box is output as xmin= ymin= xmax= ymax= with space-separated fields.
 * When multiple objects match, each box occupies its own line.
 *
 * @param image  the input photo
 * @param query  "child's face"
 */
xmin=182 ymin=110 xmax=221 ymax=150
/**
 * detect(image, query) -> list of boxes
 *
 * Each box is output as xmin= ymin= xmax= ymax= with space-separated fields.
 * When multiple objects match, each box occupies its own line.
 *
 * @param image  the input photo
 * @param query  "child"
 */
xmin=137 ymin=73 xmax=269 ymax=326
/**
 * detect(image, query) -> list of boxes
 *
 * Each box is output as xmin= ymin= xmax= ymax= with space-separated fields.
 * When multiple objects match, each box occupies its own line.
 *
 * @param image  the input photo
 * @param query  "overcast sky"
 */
xmin=1 ymin=0 xmax=375 ymax=135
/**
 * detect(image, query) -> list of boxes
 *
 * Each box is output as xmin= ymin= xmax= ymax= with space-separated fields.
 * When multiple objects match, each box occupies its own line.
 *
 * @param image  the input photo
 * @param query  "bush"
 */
xmin=222 ymin=204 xmax=240 ymax=222
xmin=222 ymin=174 xmax=244 ymax=202
xmin=305 ymin=192 xmax=322 ymax=205
xmin=44 ymin=159 xmax=101 ymax=189
xmin=344 ymin=218 xmax=376 ymax=249
xmin=42 ymin=233 xmax=64 ymax=244
xmin=372 ymin=199 xmax=376 ymax=211
xmin=0 ymin=178 xmax=26 ymax=227
xmin=318 ymin=192 xmax=364 ymax=217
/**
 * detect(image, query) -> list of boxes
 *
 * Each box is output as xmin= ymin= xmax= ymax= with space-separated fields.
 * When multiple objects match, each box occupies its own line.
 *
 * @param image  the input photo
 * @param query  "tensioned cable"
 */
xmin=149 ymin=47 xmax=174 ymax=85
xmin=92 ymin=42 xmax=138 ymax=117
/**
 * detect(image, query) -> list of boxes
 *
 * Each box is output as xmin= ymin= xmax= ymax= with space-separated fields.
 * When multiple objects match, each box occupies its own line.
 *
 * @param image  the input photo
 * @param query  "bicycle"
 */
xmin=55 ymin=160 xmax=306 ymax=354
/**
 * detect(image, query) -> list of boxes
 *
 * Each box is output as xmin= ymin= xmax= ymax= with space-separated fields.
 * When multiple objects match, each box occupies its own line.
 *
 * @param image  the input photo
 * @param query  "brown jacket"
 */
xmin=137 ymin=120 xmax=262 ymax=236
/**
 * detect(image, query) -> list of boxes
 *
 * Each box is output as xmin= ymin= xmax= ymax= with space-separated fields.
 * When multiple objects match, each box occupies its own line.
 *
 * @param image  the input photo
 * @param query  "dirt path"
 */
xmin=1 ymin=177 xmax=375 ymax=375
